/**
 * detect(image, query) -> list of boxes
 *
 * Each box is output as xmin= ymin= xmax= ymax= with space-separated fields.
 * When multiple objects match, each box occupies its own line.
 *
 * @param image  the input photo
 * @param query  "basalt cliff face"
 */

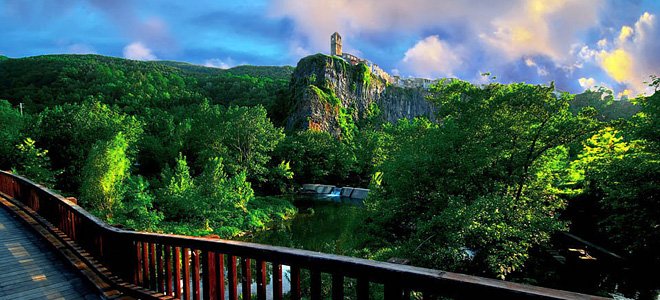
xmin=285 ymin=54 xmax=436 ymax=138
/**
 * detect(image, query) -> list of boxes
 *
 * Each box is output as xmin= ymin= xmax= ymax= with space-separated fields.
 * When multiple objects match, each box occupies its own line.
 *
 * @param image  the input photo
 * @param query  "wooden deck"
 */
xmin=0 ymin=207 xmax=98 ymax=300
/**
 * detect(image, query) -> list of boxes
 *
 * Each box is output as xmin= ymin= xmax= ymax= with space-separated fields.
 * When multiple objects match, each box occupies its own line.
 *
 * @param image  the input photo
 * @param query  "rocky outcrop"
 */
xmin=285 ymin=54 xmax=437 ymax=138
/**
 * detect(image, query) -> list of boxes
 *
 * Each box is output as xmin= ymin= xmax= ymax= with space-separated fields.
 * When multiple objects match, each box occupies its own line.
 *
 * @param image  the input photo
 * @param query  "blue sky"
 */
xmin=1 ymin=0 xmax=658 ymax=96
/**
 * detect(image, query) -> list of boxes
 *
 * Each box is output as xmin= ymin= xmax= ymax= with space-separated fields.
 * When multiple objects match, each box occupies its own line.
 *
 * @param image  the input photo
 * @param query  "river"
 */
xmin=241 ymin=193 xmax=365 ymax=255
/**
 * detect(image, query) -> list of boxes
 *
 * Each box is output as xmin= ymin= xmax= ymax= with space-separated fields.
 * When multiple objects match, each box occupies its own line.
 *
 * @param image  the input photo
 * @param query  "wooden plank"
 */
xmin=0 ymin=207 xmax=98 ymax=299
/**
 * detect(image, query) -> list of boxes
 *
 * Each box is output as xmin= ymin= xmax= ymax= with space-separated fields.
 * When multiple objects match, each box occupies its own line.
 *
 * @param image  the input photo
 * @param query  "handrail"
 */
xmin=0 ymin=171 xmax=609 ymax=300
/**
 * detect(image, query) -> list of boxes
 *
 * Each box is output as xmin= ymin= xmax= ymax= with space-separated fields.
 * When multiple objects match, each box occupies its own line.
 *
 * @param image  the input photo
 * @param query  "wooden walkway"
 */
xmin=0 ymin=207 xmax=98 ymax=300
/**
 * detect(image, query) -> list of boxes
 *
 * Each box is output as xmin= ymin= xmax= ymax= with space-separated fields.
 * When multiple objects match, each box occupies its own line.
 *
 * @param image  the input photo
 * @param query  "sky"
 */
xmin=1 ymin=0 xmax=659 ymax=96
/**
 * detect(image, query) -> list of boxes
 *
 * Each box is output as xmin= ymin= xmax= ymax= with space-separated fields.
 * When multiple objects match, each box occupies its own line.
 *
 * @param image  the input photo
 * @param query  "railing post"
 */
xmin=273 ymin=263 xmax=283 ymax=300
xmin=332 ymin=274 xmax=344 ymax=300
xmin=203 ymin=251 xmax=216 ymax=300
xmin=174 ymin=247 xmax=182 ymax=298
xmin=357 ymin=278 xmax=369 ymax=300
xmin=228 ymin=256 xmax=238 ymax=300
xmin=165 ymin=245 xmax=173 ymax=296
xmin=290 ymin=266 xmax=301 ymax=300
xmin=311 ymin=270 xmax=322 ymax=300
xmin=193 ymin=250 xmax=201 ymax=300
xmin=157 ymin=244 xmax=165 ymax=293
xmin=183 ymin=248 xmax=191 ymax=300
xmin=216 ymin=254 xmax=225 ymax=300
xmin=256 ymin=260 xmax=267 ymax=300
xmin=241 ymin=257 xmax=251 ymax=300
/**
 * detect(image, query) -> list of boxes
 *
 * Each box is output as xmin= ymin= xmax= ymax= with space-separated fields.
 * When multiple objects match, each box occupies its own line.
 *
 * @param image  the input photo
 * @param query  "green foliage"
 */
xmin=33 ymin=101 xmax=142 ymax=191
xmin=357 ymin=63 xmax=371 ymax=87
xmin=156 ymin=154 xmax=295 ymax=237
xmin=13 ymin=138 xmax=57 ymax=187
xmin=0 ymin=100 xmax=26 ymax=169
xmin=275 ymin=131 xmax=354 ymax=184
xmin=114 ymin=175 xmax=163 ymax=231
xmin=337 ymin=106 xmax=357 ymax=141
xmin=80 ymin=133 xmax=131 ymax=219
xmin=191 ymin=104 xmax=284 ymax=182
xmin=157 ymin=153 xmax=197 ymax=221
xmin=366 ymin=80 xmax=598 ymax=278
xmin=267 ymin=161 xmax=294 ymax=194
xmin=573 ymin=92 xmax=659 ymax=266
xmin=571 ymin=89 xmax=638 ymax=120
xmin=309 ymin=85 xmax=341 ymax=106
xmin=0 ymin=54 xmax=292 ymax=114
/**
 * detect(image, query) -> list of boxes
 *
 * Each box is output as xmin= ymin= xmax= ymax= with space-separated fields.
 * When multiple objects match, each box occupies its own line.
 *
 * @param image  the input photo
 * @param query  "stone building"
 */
xmin=331 ymin=32 xmax=392 ymax=83
xmin=331 ymin=32 xmax=342 ymax=56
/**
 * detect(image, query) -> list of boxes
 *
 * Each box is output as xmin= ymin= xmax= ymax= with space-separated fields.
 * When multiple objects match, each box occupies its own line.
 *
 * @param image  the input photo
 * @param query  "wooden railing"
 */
xmin=0 ymin=171 xmax=608 ymax=300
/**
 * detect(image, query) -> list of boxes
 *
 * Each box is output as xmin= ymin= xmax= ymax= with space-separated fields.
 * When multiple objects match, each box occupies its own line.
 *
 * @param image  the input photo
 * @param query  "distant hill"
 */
xmin=0 ymin=55 xmax=8 ymax=61
xmin=156 ymin=61 xmax=294 ymax=80
xmin=0 ymin=54 xmax=293 ymax=117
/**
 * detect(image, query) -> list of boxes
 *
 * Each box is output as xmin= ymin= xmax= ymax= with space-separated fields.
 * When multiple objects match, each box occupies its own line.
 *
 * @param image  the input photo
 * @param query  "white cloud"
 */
xmin=524 ymin=57 xmax=549 ymax=76
xmin=595 ymin=12 xmax=658 ymax=95
xmin=399 ymin=35 xmax=462 ymax=78
xmin=618 ymin=26 xmax=634 ymax=43
xmin=204 ymin=58 xmax=236 ymax=69
xmin=481 ymin=0 xmax=603 ymax=64
xmin=578 ymin=77 xmax=597 ymax=90
xmin=123 ymin=42 xmax=157 ymax=61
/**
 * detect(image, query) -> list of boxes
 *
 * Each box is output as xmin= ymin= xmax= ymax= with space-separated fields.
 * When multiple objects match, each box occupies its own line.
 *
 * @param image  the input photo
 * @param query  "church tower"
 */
xmin=331 ymin=32 xmax=342 ymax=56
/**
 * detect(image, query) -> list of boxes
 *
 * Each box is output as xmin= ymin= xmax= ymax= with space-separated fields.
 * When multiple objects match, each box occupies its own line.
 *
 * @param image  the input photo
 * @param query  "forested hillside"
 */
xmin=0 ymin=54 xmax=293 ymax=118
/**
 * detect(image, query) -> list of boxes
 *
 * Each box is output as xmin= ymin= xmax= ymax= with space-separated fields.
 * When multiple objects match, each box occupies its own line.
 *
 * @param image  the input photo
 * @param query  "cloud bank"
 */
xmin=123 ymin=42 xmax=157 ymax=61
xmin=271 ymin=0 xmax=657 ymax=95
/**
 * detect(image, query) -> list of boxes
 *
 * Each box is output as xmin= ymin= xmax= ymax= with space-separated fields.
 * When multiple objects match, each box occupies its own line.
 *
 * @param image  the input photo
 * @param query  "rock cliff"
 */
xmin=285 ymin=54 xmax=437 ymax=138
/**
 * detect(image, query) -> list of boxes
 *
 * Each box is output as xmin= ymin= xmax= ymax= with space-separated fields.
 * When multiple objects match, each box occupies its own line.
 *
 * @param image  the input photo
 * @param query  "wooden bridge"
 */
xmin=0 ymin=171 xmax=609 ymax=300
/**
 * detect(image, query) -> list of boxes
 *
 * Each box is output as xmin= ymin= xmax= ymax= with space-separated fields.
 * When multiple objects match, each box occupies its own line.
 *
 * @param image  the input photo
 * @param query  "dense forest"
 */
xmin=0 ymin=54 xmax=657 ymax=296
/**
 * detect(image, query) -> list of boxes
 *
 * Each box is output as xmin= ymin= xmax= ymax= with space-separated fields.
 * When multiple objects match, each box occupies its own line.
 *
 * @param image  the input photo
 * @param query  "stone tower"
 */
xmin=331 ymin=32 xmax=342 ymax=56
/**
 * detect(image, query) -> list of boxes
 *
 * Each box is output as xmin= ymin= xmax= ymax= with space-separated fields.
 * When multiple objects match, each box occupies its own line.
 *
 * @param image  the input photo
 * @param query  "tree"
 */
xmin=114 ymin=175 xmax=163 ymax=231
xmin=13 ymin=138 xmax=58 ymax=187
xmin=0 ymin=100 xmax=26 ymax=169
xmin=157 ymin=153 xmax=198 ymax=221
xmin=34 ymin=101 xmax=142 ymax=192
xmin=191 ymin=104 xmax=284 ymax=182
xmin=274 ymin=130 xmax=353 ymax=185
xmin=80 ymin=133 xmax=131 ymax=219
xmin=574 ymin=92 xmax=660 ymax=267
xmin=366 ymin=80 xmax=598 ymax=278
